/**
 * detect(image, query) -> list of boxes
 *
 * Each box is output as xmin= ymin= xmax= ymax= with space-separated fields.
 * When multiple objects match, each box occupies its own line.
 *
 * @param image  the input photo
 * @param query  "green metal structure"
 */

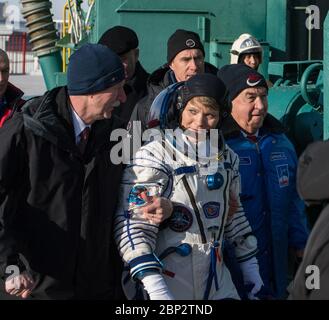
xmin=89 ymin=0 xmax=278 ymax=77
xmin=20 ymin=0 xmax=328 ymax=151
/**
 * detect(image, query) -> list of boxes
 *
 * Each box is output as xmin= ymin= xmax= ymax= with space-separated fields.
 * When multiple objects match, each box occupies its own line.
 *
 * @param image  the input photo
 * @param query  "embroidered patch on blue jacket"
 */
xmin=276 ymin=164 xmax=289 ymax=188
xmin=239 ymin=156 xmax=252 ymax=165
xmin=203 ymin=202 xmax=220 ymax=219
xmin=270 ymin=152 xmax=287 ymax=161
xmin=169 ymin=206 xmax=193 ymax=232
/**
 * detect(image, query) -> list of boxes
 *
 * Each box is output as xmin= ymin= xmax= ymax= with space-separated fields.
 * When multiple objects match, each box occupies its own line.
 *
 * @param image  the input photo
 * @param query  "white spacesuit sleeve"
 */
xmin=114 ymin=144 xmax=173 ymax=278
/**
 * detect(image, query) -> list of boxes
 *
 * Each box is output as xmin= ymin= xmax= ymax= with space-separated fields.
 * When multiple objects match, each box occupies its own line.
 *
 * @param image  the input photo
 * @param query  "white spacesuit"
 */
xmin=115 ymin=74 xmax=263 ymax=300
xmin=115 ymin=127 xmax=261 ymax=299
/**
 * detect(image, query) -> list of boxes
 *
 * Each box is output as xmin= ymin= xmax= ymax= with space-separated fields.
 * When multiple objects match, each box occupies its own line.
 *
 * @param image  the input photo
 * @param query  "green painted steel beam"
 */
xmin=324 ymin=12 xmax=329 ymax=140
xmin=266 ymin=0 xmax=287 ymax=52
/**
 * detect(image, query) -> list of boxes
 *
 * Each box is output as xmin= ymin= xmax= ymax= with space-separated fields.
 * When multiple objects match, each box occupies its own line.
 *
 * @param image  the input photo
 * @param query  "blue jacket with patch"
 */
xmin=222 ymin=114 xmax=309 ymax=298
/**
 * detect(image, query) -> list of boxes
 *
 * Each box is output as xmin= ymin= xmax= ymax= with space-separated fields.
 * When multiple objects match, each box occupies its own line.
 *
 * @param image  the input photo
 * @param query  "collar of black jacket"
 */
xmin=22 ymin=87 xmax=78 ymax=153
xmin=22 ymin=86 xmax=116 ymax=155
xmin=221 ymin=113 xmax=286 ymax=140
xmin=4 ymin=82 xmax=24 ymax=105
xmin=125 ymin=61 xmax=149 ymax=93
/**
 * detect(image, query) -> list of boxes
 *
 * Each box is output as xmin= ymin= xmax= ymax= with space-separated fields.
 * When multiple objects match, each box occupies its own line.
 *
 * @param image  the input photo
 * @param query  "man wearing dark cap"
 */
xmin=218 ymin=64 xmax=309 ymax=299
xmin=0 ymin=43 xmax=127 ymax=300
xmin=99 ymin=26 xmax=149 ymax=124
xmin=289 ymin=140 xmax=329 ymax=300
xmin=127 ymin=29 xmax=218 ymax=145
xmin=0 ymin=49 xmax=25 ymax=127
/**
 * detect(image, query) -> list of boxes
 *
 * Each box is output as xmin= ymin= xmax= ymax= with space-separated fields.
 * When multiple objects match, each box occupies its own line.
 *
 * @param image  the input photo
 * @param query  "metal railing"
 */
xmin=0 ymin=32 xmax=36 ymax=74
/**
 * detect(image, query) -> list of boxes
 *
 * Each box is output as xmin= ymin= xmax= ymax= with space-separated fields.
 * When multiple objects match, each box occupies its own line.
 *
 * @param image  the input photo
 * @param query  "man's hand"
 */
xmin=142 ymin=197 xmax=173 ymax=224
xmin=5 ymin=271 xmax=36 ymax=299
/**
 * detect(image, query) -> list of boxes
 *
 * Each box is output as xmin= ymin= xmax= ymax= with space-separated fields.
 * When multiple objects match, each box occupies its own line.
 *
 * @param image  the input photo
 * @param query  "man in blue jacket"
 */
xmin=218 ymin=64 xmax=309 ymax=299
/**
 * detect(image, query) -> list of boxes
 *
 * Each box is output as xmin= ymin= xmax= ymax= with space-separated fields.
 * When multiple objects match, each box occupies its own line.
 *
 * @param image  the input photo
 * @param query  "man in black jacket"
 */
xmin=127 ymin=29 xmax=218 ymax=140
xmin=0 ymin=49 xmax=25 ymax=127
xmin=0 ymin=43 xmax=127 ymax=300
xmin=98 ymin=26 xmax=149 ymax=125
xmin=0 ymin=43 xmax=172 ymax=300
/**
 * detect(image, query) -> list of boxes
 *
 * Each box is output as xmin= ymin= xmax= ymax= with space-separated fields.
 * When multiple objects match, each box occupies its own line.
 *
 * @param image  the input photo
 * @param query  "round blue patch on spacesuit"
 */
xmin=169 ymin=206 xmax=193 ymax=232
xmin=203 ymin=202 xmax=220 ymax=219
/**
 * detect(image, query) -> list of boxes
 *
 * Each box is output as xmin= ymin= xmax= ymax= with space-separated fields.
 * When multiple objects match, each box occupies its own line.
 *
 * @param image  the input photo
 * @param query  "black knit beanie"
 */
xmin=67 ymin=43 xmax=125 ymax=95
xmin=167 ymin=29 xmax=205 ymax=63
xmin=217 ymin=64 xmax=268 ymax=102
xmin=180 ymin=73 xmax=227 ymax=109
xmin=98 ymin=26 xmax=139 ymax=55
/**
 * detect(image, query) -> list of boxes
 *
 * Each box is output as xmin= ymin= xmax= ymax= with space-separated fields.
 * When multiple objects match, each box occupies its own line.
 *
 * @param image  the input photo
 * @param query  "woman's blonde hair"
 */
xmin=179 ymin=96 xmax=221 ymax=126
xmin=187 ymin=96 xmax=221 ymax=112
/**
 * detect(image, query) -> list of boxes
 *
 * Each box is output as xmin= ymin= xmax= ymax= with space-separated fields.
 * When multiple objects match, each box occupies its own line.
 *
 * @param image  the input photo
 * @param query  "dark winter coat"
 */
xmin=0 ymin=82 xmax=25 ymax=127
xmin=0 ymin=86 xmax=124 ymax=299
xmin=289 ymin=140 xmax=329 ymax=299
xmin=113 ymin=61 xmax=149 ymax=126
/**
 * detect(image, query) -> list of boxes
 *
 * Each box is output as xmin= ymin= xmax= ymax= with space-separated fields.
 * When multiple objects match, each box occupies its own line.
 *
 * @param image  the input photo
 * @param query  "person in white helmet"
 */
xmin=230 ymin=33 xmax=263 ymax=70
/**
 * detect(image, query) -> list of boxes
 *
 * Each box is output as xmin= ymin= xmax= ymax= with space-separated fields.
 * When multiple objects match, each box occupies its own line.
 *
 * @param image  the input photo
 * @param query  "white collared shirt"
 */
xmin=70 ymin=107 xmax=91 ymax=144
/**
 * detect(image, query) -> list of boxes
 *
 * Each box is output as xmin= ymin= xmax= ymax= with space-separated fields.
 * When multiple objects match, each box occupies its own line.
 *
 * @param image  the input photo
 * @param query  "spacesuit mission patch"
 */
xmin=169 ymin=205 xmax=193 ymax=232
xmin=203 ymin=202 xmax=220 ymax=219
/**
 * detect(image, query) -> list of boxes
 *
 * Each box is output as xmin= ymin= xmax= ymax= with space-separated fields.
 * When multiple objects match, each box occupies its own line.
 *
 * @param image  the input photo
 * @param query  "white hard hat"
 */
xmin=230 ymin=33 xmax=263 ymax=64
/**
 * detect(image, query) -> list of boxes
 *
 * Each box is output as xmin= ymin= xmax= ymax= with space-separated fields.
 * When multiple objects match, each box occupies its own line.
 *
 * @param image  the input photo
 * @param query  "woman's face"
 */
xmin=180 ymin=99 xmax=220 ymax=133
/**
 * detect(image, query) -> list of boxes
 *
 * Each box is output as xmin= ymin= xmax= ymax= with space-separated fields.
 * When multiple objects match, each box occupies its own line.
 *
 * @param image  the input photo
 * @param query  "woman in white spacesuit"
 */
xmin=114 ymin=73 xmax=264 ymax=300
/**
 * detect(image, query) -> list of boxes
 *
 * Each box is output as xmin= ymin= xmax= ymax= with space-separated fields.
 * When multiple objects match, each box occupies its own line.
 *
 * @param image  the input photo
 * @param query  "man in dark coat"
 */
xmin=289 ymin=140 xmax=329 ymax=299
xmin=127 ymin=29 xmax=218 ymax=138
xmin=0 ymin=44 xmax=129 ymax=300
xmin=0 ymin=49 xmax=25 ymax=127
xmin=98 ymin=26 xmax=149 ymax=125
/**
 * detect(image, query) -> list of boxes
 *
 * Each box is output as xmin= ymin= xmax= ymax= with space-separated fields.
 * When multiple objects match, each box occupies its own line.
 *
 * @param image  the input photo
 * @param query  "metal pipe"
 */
xmin=22 ymin=32 xmax=26 ymax=75
xmin=324 ymin=12 xmax=329 ymax=140
xmin=20 ymin=0 xmax=62 ymax=90
xmin=85 ymin=0 xmax=95 ymax=28
xmin=67 ymin=0 xmax=78 ymax=43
